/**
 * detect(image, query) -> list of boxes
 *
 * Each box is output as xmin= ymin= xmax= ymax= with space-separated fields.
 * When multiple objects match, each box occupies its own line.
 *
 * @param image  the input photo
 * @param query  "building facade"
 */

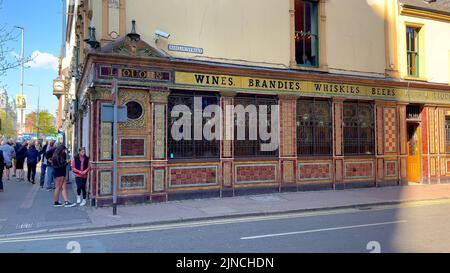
xmin=0 ymin=89 xmax=17 ymax=138
xmin=60 ymin=0 xmax=450 ymax=206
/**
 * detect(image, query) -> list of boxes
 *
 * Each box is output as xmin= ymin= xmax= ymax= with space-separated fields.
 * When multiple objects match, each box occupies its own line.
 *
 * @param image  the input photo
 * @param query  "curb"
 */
xmin=1 ymin=197 xmax=449 ymax=239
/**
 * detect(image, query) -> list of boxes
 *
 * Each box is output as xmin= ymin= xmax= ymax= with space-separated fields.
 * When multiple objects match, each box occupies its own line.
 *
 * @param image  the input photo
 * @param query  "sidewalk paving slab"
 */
xmin=2 ymin=181 xmax=450 ymax=238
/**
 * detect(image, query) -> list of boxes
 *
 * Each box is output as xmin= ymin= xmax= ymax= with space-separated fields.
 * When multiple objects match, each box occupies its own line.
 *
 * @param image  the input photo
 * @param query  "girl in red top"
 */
xmin=71 ymin=147 xmax=91 ymax=206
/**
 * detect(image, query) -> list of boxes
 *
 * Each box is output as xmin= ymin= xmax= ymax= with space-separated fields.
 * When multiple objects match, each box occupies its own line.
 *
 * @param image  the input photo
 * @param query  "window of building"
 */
xmin=343 ymin=102 xmax=374 ymax=155
xmin=406 ymin=26 xmax=420 ymax=78
xmin=167 ymin=91 xmax=220 ymax=160
xmin=126 ymin=101 xmax=143 ymax=120
xmin=446 ymin=116 xmax=450 ymax=154
xmin=294 ymin=0 xmax=319 ymax=67
xmin=297 ymin=98 xmax=332 ymax=156
xmin=234 ymin=95 xmax=279 ymax=158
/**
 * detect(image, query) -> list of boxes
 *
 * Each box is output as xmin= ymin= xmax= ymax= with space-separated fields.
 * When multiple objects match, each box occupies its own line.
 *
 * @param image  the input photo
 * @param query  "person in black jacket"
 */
xmin=38 ymin=141 xmax=48 ymax=189
xmin=25 ymin=144 xmax=40 ymax=184
xmin=15 ymin=141 xmax=28 ymax=181
xmin=0 ymin=150 xmax=4 ymax=192
xmin=52 ymin=145 xmax=76 ymax=208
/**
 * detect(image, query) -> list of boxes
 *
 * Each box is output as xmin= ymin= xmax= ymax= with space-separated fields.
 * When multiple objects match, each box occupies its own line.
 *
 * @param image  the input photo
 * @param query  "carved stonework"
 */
xmin=119 ymin=90 xmax=150 ymax=130
xmin=90 ymin=88 xmax=112 ymax=101
xmin=100 ymin=35 xmax=167 ymax=58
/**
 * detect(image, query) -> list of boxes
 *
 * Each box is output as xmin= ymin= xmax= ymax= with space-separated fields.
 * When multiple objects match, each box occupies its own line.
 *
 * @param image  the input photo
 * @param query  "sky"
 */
xmin=1 ymin=0 xmax=62 ymax=117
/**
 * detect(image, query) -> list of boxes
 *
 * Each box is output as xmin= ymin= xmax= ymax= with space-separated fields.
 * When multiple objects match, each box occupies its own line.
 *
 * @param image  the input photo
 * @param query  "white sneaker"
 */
xmin=80 ymin=199 xmax=87 ymax=207
xmin=76 ymin=196 xmax=81 ymax=204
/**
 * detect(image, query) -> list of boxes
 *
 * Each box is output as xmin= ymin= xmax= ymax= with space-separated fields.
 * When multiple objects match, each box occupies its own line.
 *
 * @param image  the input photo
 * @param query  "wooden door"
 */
xmin=407 ymin=124 xmax=421 ymax=183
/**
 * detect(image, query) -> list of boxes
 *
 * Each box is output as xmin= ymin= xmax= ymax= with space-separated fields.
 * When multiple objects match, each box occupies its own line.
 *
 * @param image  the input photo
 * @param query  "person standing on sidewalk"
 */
xmin=52 ymin=145 xmax=76 ymax=208
xmin=13 ymin=140 xmax=21 ymax=178
xmin=0 ymin=140 xmax=14 ymax=181
xmin=71 ymin=147 xmax=91 ymax=206
xmin=0 ymin=149 xmax=4 ymax=192
xmin=15 ymin=141 xmax=28 ymax=181
xmin=39 ymin=141 xmax=48 ymax=190
xmin=25 ymin=143 xmax=40 ymax=184
xmin=45 ymin=141 xmax=56 ymax=191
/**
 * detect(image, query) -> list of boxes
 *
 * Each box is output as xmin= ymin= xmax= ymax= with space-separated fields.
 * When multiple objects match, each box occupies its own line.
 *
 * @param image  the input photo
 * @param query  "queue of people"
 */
xmin=0 ymin=139 xmax=91 ymax=208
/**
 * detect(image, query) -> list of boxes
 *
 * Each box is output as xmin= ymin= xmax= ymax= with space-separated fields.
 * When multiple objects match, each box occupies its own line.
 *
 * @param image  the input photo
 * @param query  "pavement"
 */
xmin=1 ymin=164 xmax=450 ymax=238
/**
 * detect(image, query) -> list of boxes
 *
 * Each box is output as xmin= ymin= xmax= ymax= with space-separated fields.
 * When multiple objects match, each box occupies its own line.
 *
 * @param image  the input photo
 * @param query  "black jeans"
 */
xmin=27 ymin=163 xmax=37 ymax=182
xmin=76 ymin=177 xmax=87 ymax=199
xmin=0 ymin=167 xmax=3 ymax=190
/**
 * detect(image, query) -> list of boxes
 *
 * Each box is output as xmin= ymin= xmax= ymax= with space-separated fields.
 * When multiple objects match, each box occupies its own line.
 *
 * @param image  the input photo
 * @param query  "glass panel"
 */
xmin=167 ymin=92 xmax=220 ymax=159
xmin=445 ymin=117 xmax=450 ymax=154
xmin=234 ymin=95 xmax=278 ymax=158
xmin=343 ymin=102 xmax=374 ymax=155
xmin=295 ymin=0 xmax=318 ymax=67
xmin=297 ymin=99 xmax=332 ymax=156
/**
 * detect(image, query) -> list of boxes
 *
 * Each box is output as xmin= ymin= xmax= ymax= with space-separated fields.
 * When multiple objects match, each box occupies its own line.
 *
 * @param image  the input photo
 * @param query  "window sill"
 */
xmin=289 ymin=63 xmax=329 ymax=73
xmin=168 ymin=158 xmax=220 ymax=164
xmin=234 ymin=157 xmax=279 ymax=162
xmin=404 ymin=76 xmax=428 ymax=82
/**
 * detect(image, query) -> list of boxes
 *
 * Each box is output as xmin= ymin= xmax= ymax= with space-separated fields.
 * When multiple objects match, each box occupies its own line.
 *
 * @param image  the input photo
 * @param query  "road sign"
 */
xmin=101 ymin=105 xmax=127 ymax=123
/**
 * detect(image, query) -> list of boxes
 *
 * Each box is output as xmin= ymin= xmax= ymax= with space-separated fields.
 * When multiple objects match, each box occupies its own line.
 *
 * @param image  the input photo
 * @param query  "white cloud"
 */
xmin=26 ymin=51 xmax=59 ymax=71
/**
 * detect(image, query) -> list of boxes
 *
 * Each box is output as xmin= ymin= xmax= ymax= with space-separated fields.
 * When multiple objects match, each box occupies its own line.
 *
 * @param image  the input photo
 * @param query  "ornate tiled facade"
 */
xmin=384 ymin=108 xmax=397 ymax=153
xmin=74 ymin=25 xmax=450 ymax=207
xmin=169 ymin=166 xmax=218 ymax=187
xmin=299 ymin=163 xmax=331 ymax=181
xmin=235 ymin=164 xmax=277 ymax=184
xmin=344 ymin=162 xmax=374 ymax=179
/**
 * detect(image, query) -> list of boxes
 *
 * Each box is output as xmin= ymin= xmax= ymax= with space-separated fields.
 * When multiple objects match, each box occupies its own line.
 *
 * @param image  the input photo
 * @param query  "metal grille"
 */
xmin=407 ymin=105 xmax=421 ymax=120
xmin=167 ymin=91 xmax=220 ymax=159
xmin=234 ymin=95 xmax=279 ymax=158
xmin=446 ymin=117 xmax=450 ymax=154
xmin=297 ymin=98 xmax=332 ymax=156
xmin=343 ymin=102 xmax=375 ymax=155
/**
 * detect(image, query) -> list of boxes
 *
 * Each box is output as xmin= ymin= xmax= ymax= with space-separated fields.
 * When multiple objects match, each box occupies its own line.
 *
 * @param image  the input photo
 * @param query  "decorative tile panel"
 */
xmin=100 ymin=122 xmax=112 ymax=160
xmin=384 ymin=107 xmax=397 ymax=153
xmin=299 ymin=162 xmax=332 ymax=181
xmin=169 ymin=166 xmax=218 ymax=188
xmin=154 ymin=104 xmax=166 ymax=159
xmin=119 ymin=90 xmax=149 ymax=130
xmin=384 ymin=160 xmax=398 ymax=177
xmin=153 ymin=169 xmax=165 ymax=192
xmin=235 ymin=164 xmax=277 ymax=184
xmin=120 ymin=138 xmax=146 ymax=157
xmin=119 ymin=174 xmax=146 ymax=190
xmin=280 ymin=100 xmax=296 ymax=157
xmin=344 ymin=161 xmax=374 ymax=179
xmin=282 ymin=160 xmax=295 ymax=183
xmin=99 ymin=171 xmax=112 ymax=195
xmin=223 ymin=162 xmax=233 ymax=187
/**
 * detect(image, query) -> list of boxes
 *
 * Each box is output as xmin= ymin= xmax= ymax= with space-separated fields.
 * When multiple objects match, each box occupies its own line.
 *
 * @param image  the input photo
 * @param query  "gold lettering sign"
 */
xmin=174 ymin=72 xmax=450 ymax=105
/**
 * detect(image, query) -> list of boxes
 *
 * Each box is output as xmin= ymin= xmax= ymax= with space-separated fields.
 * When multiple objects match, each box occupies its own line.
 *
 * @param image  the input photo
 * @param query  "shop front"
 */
xmin=75 ymin=36 xmax=450 ymax=206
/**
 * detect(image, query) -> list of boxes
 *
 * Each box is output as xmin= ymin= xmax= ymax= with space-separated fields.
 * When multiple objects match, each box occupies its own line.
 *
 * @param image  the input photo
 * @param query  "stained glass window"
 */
xmin=297 ymin=98 xmax=332 ymax=156
xmin=343 ymin=102 xmax=374 ymax=155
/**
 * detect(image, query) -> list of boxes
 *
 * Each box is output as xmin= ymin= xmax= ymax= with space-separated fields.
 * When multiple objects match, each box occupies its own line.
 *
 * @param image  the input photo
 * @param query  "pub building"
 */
xmin=74 ymin=22 xmax=450 ymax=207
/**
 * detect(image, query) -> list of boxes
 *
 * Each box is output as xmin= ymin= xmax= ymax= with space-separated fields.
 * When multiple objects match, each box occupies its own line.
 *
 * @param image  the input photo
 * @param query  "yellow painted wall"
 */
xmin=398 ymin=15 xmax=450 ymax=84
xmin=90 ymin=0 xmax=389 ymax=77
xmin=325 ymin=0 xmax=387 ymax=77
xmin=126 ymin=0 xmax=291 ymax=69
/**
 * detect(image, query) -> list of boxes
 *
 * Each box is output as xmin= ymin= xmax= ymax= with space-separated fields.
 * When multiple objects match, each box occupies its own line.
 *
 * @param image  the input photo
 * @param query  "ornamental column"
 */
xmin=220 ymin=91 xmax=236 ymax=197
xmin=150 ymin=89 xmax=169 ymax=202
xmin=278 ymin=94 xmax=298 ymax=192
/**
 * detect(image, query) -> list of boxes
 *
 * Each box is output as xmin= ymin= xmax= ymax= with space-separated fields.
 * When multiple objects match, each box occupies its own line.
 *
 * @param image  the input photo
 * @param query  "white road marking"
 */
xmin=0 ymin=198 xmax=446 ymax=244
xmin=240 ymin=220 xmax=407 ymax=240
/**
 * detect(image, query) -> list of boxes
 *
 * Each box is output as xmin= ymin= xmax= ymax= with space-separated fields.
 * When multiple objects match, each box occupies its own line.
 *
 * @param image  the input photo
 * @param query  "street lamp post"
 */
xmin=14 ymin=26 xmax=25 ymax=133
xmin=26 ymin=84 xmax=40 ymax=139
